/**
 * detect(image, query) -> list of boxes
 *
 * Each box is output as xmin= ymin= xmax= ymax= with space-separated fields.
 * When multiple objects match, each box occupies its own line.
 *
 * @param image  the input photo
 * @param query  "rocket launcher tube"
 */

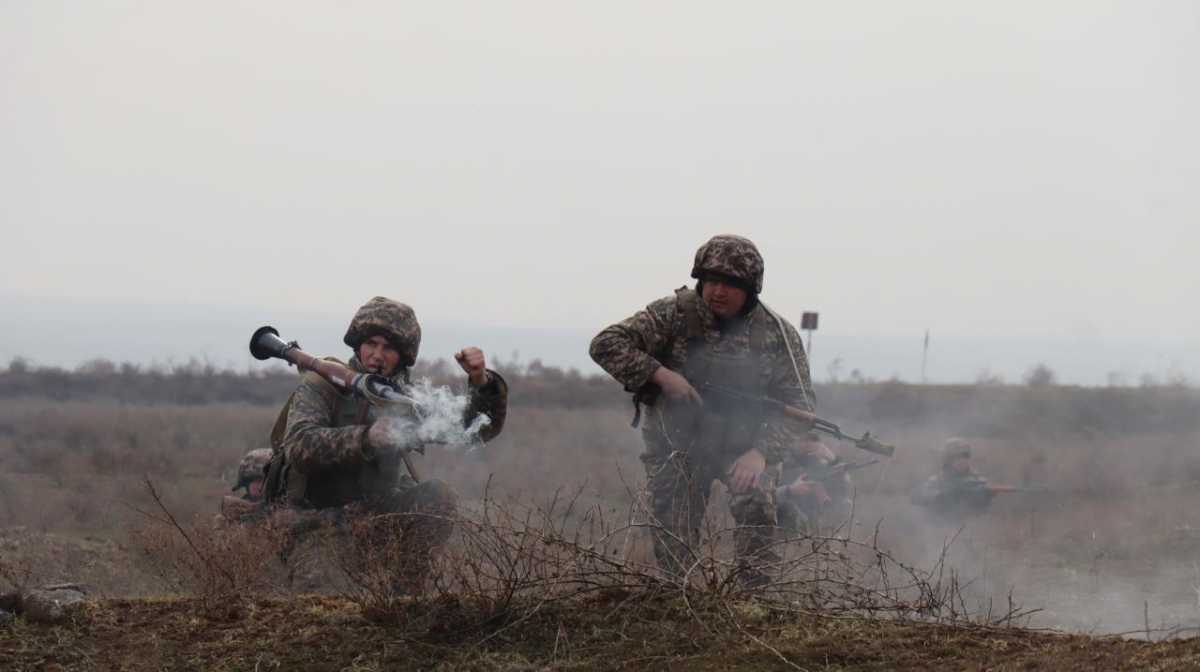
xmin=248 ymin=325 xmax=412 ymax=405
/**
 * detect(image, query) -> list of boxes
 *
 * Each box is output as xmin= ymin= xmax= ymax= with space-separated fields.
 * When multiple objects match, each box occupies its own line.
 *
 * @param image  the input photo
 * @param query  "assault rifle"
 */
xmin=803 ymin=459 xmax=880 ymax=483
xmin=700 ymin=384 xmax=896 ymax=457
xmin=778 ymin=459 xmax=878 ymax=500
xmin=249 ymin=325 xmax=427 ymax=480
xmin=982 ymin=483 xmax=1050 ymax=495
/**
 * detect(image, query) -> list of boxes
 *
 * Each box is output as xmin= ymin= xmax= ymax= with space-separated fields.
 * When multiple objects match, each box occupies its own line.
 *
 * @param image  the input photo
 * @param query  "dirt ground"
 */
xmin=3 ymin=594 xmax=1200 ymax=671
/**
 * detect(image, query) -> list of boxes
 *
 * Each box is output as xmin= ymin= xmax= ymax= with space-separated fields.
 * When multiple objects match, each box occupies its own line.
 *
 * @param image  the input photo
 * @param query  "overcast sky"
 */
xmin=3 ymin=2 xmax=1197 ymax=384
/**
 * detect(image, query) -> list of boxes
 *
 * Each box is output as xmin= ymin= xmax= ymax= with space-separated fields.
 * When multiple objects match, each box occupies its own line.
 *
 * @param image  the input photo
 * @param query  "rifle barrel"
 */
xmin=701 ymin=383 xmax=897 ymax=457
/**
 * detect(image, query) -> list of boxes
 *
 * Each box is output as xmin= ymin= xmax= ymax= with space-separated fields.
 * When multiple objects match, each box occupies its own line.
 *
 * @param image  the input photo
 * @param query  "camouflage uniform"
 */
xmin=776 ymin=435 xmax=852 ymax=535
xmin=273 ymin=297 xmax=508 ymax=592
xmin=214 ymin=448 xmax=273 ymax=527
xmin=909 ymin=438 xmax=994 ymax=518
xmin=589 ymin=235 xmax=815 ymax=584
xmin=234 ymin=448 xmax=273 ymax=498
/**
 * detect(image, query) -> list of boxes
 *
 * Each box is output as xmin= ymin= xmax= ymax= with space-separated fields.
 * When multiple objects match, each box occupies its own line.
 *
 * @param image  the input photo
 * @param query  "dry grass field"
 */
xmin=1 ymin=362 xmax=1199 ymax=668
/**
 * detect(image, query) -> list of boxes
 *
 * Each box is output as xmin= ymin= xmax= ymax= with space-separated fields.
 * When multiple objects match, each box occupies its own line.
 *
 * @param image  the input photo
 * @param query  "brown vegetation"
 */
xmin=1 ymin=361 xmax=1199 ymax=667
xmin=4 ymin=594 xmax=1200 ymax=670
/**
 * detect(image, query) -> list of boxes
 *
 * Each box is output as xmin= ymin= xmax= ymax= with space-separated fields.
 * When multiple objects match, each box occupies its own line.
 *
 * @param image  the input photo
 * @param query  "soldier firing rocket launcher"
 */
xmin=249 ymin=325 xmax=432 ymax=479
xmin=249 ymin=325 xmax=421 ymax=409
xmin=700 ymin=383 xmax=897 ymax=457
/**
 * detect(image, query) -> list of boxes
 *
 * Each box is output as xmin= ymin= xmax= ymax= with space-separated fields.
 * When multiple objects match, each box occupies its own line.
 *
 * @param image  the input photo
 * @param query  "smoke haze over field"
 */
xmin=2 ymin=2 xmax=1197 ymax=383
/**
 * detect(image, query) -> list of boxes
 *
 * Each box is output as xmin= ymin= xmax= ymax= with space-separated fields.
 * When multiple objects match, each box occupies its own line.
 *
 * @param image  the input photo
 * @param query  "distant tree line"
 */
xmin=2 ymin=357 xmax=1196 ymax=436
xmin=0 ymin=356 xmax=626 ymax=408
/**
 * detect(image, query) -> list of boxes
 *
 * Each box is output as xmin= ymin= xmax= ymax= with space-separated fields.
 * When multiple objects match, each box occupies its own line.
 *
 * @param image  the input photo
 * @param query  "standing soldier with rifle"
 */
xmin=257 ymin=297 xmax=508 ymax=593
xmin=589 ymin=235 xmax=816 ymax=588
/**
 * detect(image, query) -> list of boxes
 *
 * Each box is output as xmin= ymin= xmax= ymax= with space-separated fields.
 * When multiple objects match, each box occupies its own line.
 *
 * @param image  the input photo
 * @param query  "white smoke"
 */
xmin=380 ymin=378 xmax=491 ymax=450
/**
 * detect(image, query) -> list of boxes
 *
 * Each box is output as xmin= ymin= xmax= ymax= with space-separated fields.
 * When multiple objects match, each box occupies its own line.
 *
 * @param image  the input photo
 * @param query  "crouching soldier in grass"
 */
xmin=776 ymin=433 xmax=854 ymax=536
xmin=910 ymin=438 xmax=995 ymax=520
xmin=265 ymin=297 xmax=507 ymax=593
xmin=589 ymin=235 xmax=816 ymax=589
xmin=216 ymin=448 xmax=273 ymax=526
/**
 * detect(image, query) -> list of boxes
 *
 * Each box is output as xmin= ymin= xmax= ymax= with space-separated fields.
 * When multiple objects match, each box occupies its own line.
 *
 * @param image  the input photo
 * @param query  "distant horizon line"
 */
xmin=2 ymin=352 xmax=1194 ymax=391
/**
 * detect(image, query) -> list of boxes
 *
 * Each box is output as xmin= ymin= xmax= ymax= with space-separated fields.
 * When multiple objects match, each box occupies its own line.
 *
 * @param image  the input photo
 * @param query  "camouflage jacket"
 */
xmin=589 ymin=288 xmax=815 ymax=464
xmin=281 ymin=356 xmax=507 ymax=508
xmin=779 ymin=436 xmax=837 ymax=483
xmin=909 ymin=472 xmax=993 ymax=514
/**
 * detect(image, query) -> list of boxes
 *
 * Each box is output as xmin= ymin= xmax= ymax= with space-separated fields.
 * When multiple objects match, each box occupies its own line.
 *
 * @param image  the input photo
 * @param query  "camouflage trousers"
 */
xmin=275 ymin=478 xmax=458 ymax=594
xmin=641 ymin=446 xmax=779 ymax=587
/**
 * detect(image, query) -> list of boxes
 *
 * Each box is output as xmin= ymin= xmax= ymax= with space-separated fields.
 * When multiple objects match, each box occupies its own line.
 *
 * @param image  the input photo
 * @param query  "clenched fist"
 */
xmin=455 ymin=347 xmax=488 ymax=386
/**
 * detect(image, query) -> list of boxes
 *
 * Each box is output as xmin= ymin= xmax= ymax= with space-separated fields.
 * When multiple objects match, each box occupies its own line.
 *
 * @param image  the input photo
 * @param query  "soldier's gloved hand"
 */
xmin=365 ymin=417 xmax=416 ymax=460
xmin=651 ymin=367 xmax=703 ymax=404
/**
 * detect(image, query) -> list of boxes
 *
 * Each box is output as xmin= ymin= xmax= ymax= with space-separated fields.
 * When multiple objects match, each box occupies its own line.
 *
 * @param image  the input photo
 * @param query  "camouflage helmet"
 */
xmin=690 ymin=235 xmax=764 ymax=294
xmin=343 ymin=296 xmax=421 ymax=367
xmin=941 ymin=437 xmax=972 ymax=466
xmin=233 ymin=448 xmax=273 ymax=492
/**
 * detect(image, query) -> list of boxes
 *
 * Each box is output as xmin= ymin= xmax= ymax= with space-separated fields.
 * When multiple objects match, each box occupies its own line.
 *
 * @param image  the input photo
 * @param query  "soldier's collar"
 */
xmin=701 ymin=301 xmax=760 ymax=336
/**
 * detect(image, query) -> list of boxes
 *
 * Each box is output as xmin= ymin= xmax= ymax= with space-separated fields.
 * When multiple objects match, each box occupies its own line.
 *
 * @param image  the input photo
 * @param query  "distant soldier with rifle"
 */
xmin=910 ymin=438 xmax=1034 ymax=518
xmin=589 ymin=235 xmax=817 ymax=588
xmin=777 ymin=433 xmax=877 ymax=534
xmin=255 ymin=297 xmax=508 ymax=593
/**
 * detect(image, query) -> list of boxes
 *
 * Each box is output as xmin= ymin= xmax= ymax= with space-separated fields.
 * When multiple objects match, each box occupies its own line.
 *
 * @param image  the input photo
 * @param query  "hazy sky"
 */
xmin=3 ymin=2 xmax=1197 ymax=383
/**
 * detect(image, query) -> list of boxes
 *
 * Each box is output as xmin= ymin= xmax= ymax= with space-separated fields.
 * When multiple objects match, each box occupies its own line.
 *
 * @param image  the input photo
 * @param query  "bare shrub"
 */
xmin=328 ymin=477 xmax=1026 ymax=660
xmin=129 ymin=480 xmax=288 ymax=616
